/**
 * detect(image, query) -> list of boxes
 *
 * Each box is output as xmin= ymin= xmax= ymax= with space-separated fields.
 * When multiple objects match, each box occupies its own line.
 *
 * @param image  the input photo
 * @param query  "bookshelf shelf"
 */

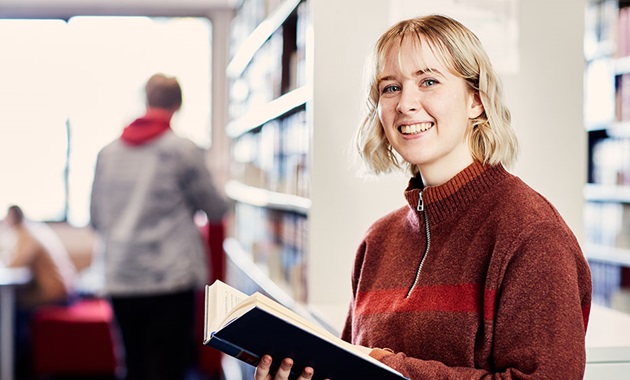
xmin=585 ymin=244 xmax=630 ymax=267
xmin=223 ymin=0 xmax=311 ymax=324
xmin=225 ymin=180 xmax=311 ymax=214
xmin=603 ymin=121 xmax=630 ymax=137
xmin=226 ymin=0 xmax=302 ymax=79
xmin=226 ymin=85 xmax=311 ymax=138
xmin=584 ymin=183 xmax=630 ymax=203
xmin=616 ymin=55 xmax=630 ymax=75
xmin=584 ymin=0 xmax=630 ymax=309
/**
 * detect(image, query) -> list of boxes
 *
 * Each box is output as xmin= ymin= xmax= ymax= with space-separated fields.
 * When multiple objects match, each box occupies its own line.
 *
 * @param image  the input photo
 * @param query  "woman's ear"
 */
xmin=468 ymin=91 xmax=484 ymax=119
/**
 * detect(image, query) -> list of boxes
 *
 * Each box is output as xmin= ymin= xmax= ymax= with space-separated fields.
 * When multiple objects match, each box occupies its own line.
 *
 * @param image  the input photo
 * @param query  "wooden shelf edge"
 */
xmin=226 ymin=85 xmax=311 ymax=138
xmin=604 ymin=122 xmax=630 ymax=137
xmin=226 ymin=0 xmax=302 ymax=78
xmin=225 ymin=180 xmax=311 ymax=214
xmin=584 ymin=183 xmax=630 ymax=203
xmin=586 ymin=121 xmax=630 ymax=134
xmin=615 ymin=55 xmax=630 ymax=76
xmin=585 ymin=243 xmax=630 ymax=267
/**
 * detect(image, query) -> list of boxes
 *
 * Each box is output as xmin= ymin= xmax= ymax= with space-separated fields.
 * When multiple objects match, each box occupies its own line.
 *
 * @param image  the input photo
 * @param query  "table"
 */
xmin=585 ymin=303 xmax=630 ymax=379
xmin=0 ymin=267 xmax=31 ymax=380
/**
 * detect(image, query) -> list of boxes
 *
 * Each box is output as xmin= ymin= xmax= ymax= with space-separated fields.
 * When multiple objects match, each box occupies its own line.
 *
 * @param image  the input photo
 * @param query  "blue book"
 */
xmin=203 ymin=280 xmax=409 ymax=380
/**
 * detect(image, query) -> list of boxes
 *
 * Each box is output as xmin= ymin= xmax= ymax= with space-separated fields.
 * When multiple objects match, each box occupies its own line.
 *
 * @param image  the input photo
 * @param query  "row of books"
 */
xmin=584 ymin=201 xmax=630 ymax=306
xmin=585 ymin=0 xmax=618 ymax=59
xmin=589 ymin=260 xmax=623 ymax=306
xmin=617 ymin=5 xmax=630 ymax=57
xmin=583 ymin=60 xmax=629 ymax=126
xmin=229 ymin=0 xmax=288 ymax=58
xmin=233 ymin=202 xmax=308 ymax=302
xmin=584 ymin=57 xmax=617 ymax=126
xmin=591 ymin=136 xmax=630 ymax=186
xmin=230 ymin=111 xmax=310 ymax=197
xmin=585 ymin=201 xmax=630 ymax=249
xmin=229 ymin=29 xmax=284 ymax=121
xmin=584 ymin=1 xmax=629 ymax=126
xmin=584 ymin=0 xmax=629 ymax=58
xmin=617 ymin=73 xmax=630 ymax=121
xmin=228 ymin=2 xmax=309 ymax=123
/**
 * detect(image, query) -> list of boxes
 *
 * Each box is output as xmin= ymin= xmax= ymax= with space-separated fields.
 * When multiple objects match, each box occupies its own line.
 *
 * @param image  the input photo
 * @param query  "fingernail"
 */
xmin=303 ymin=368 xmax=314 ymax=378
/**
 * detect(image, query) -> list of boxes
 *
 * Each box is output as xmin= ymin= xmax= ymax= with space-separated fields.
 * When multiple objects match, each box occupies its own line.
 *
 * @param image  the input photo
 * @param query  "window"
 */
xmin=0 ymin=16 xmax=212 ymax=226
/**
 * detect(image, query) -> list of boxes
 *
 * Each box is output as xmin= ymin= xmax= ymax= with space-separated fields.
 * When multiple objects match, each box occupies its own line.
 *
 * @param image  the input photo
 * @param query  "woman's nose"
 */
xmin=396 ymin=87 xmax=419 ymax=114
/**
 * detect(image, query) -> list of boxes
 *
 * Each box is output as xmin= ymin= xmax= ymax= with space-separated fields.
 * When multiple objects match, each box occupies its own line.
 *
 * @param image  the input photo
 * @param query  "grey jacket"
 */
xmin=90 ymin=130 xmax=229 ymax=296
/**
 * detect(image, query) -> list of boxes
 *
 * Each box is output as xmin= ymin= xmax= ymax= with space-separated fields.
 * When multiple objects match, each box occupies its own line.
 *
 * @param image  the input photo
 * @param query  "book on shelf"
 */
xmin=203 ymin=279 xmax=409 ymax=380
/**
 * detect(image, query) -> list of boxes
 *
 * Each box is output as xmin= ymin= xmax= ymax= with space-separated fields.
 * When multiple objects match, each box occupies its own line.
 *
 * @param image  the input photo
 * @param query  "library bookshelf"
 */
xmin=584 ymin=0 xmax=630 ymax=311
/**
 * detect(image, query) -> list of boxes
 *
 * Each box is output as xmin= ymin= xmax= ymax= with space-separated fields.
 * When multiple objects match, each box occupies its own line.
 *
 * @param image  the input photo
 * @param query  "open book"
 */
xmin=203 ymin=280 xmax=409 ymax=380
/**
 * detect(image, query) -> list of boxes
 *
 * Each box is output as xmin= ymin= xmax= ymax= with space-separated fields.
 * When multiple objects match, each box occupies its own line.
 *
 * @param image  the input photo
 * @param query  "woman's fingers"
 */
xmin=279 ymin=359 xmax=314 ymax=380
xmin=254 ymin=355 xmax=315 ymax=380
xmin=275 ymin=358 xmax=295 ymax=379
xmin=298 ymin=366 xmax=314 ymax=379
xmin=254 ymin=355 xmax=274 ymax=380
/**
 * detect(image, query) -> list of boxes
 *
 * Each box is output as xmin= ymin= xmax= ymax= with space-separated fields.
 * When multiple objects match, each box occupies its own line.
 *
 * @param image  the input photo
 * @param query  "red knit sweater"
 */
xmin=341 ymin=161 xmax=592 ymax=379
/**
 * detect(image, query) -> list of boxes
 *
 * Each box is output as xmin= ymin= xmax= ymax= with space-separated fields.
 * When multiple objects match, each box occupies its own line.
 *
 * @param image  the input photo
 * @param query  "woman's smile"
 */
xmin=399 ymin=122 xmax=433 ymax=135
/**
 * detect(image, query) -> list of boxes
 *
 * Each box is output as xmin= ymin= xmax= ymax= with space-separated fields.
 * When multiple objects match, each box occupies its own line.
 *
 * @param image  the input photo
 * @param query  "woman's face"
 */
xmin=376 ymin=38 xmax=483 ymax=185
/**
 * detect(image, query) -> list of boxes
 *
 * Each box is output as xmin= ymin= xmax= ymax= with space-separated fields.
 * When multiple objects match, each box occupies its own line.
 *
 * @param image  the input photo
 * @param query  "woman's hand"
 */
xmin=255 ymin=355 xmax=325 ymax=380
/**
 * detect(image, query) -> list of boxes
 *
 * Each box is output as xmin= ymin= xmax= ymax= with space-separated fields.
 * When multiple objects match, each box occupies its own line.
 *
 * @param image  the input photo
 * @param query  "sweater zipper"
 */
xmin=406 ymin=190 xmax=431 ymax=298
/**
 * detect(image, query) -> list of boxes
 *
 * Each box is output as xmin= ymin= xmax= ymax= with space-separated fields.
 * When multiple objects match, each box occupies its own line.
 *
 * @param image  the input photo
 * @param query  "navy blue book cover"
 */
xmin=206 ymin=306 xmax=408 ymax=380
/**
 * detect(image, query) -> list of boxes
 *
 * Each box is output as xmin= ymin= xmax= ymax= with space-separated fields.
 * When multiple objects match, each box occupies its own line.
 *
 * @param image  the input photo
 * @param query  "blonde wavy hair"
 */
xmin=355 ymin=14 xmax=518 ymax=177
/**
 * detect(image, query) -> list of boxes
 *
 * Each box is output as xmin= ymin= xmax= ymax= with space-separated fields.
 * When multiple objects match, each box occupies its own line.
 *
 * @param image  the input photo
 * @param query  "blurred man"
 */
xmin=90 ymin=73 xmax=229 ymax=380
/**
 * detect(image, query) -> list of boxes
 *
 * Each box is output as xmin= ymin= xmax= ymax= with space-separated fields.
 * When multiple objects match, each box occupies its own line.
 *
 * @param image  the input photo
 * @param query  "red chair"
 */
xmin=30 ymin=220 xmax=225 ymax=378
xmin=31 ymin=298 xmax=121 ymax=376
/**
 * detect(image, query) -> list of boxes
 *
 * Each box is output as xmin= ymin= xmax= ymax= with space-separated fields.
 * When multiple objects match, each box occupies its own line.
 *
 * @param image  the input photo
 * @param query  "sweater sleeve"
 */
xmin=371 ymin=221 xmax=591 ymax=379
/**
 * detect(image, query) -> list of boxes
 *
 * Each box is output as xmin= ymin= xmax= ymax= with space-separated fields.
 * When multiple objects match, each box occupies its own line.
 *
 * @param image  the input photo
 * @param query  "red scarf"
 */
xmin=120 ymin=108 xmax=172 ymax=145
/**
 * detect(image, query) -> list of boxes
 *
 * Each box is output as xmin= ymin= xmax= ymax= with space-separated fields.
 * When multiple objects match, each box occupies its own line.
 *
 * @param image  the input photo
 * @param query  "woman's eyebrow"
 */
xmin=377 ymin=67 xmax=445 ymax=85
xmin=415 ymin=67 xmax=443 ymax=76
xmin=377 ymin=74 xmax=396 ymax=83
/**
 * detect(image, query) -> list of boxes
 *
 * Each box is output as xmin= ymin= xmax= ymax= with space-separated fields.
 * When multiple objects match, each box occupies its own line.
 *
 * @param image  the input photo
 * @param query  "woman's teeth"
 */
xmin=400 ymin=123 xmax=432 ymax=135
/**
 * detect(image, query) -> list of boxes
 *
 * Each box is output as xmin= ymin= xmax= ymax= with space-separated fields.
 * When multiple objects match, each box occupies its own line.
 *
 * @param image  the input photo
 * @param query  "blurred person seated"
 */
xmin=0 ymin=205 xmax=77 ymax=307
xmin=0 ymin=204 xmax=78 ymax=379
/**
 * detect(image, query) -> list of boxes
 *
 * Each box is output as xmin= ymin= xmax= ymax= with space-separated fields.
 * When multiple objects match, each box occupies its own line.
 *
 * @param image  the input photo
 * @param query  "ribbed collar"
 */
xmin=403 ymin=161 xmax=511 ymax=225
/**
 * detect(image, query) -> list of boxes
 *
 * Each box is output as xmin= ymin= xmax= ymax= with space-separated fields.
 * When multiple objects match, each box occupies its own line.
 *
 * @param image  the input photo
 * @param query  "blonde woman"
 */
xmin=256 ymin=14 xmax=592 ymax=380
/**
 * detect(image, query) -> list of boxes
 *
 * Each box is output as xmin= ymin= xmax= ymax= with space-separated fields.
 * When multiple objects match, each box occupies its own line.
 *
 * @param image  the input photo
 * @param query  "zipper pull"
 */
xmin=417 ymin=191 xmax=424 ymax=212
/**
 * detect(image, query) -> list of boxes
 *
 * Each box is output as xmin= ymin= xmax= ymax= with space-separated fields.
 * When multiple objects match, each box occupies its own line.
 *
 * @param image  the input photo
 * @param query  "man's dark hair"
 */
xmin=8 ymin=205 xmax=24 ymax=224
xmin=145 ymin=73 xmax=182 ymax=110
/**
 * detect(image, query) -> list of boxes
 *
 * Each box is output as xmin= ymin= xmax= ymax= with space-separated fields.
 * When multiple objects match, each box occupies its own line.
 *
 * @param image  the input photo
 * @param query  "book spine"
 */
xmin=207 ymin=333 xmax=261 ymax=367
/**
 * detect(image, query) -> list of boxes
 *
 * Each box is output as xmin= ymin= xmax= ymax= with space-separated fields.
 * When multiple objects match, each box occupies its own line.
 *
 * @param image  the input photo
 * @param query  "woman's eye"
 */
xmin=421 ymin=79 xmax=438 ymax=87
xmin=381 ymin=84 xmax=400 ymax=94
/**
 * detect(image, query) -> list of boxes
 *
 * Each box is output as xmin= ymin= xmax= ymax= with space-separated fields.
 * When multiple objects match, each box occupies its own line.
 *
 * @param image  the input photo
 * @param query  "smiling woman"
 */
xmin=0 ymin=16 xmax=212 ymax=226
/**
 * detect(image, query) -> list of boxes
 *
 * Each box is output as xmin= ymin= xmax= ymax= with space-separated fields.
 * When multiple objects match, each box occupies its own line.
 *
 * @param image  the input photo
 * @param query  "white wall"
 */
xmin=309 ymin=0 xmax=587 ymax=309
